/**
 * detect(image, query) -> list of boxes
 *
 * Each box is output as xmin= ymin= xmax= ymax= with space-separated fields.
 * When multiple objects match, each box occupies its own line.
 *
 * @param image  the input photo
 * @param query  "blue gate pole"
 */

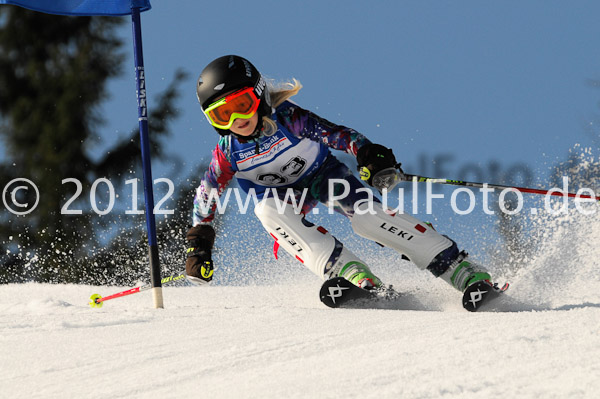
xmin=131 ymin=7 xmax=163 ymax=308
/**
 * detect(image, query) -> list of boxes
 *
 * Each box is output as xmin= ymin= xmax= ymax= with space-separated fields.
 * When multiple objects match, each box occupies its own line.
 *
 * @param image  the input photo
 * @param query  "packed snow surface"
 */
xmin=2 ymin=207 xmax=600 ymax=398
xmin=1 ymin=275 xmax=599 ymax=398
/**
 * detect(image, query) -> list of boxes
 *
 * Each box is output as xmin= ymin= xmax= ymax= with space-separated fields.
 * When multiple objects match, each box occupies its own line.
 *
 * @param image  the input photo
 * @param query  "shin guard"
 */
xmin=351 ymin=203 xmax=453 ymax=269
xmin=254 ymin=198 xmax=377 ymax=282
xmin=351 ymin=203 xmax=491 ymax=292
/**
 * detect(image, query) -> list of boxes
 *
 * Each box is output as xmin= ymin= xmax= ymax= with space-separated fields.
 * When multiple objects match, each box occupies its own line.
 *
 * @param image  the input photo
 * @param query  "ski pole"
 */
xmin=403 ymin=173 xmax=600 ymax=201
xmin=367 ymin=166 xmax=600 ymax=201
xmin=89 ymin=272 xmax=187 ymax=308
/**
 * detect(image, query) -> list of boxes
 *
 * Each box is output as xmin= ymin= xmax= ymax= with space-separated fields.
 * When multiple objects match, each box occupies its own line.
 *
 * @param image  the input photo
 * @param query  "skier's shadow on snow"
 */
xmin=337 ymin=294 xmax=600 ymax=312
xmin=464 ymin=296 xmax=600 ymax=313
xmin=337 ymin=293 xmax=430 ymax=311
xmin=549 ymin=302 xmax=600 ymax=311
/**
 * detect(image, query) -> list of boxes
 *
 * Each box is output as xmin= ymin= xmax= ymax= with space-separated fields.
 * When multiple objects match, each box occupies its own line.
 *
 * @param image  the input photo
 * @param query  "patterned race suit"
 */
xmin=193 ymin=101 xmax=374 ymax=226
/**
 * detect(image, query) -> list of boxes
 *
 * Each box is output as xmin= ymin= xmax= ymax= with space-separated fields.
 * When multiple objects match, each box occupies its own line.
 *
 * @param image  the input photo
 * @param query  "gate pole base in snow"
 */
xmin=149 ymin=244 xmax=163 ymax=309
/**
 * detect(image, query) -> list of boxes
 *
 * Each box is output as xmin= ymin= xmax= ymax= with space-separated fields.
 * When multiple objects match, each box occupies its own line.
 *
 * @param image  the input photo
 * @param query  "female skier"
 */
xmin=185 ymin=55 xmax=498 ymax=308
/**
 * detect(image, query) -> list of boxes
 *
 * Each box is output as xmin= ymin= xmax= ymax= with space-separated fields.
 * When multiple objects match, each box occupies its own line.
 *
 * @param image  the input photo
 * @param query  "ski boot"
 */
xmin=439 ymin=251 xmax=508 ymax=311
xmin=337 ymin=262 xmax=382 ymax=290
xmin=442 ymin=252 xmax=491 ymax=292
xmin=321 ymin=262 xmax=400 ymax=308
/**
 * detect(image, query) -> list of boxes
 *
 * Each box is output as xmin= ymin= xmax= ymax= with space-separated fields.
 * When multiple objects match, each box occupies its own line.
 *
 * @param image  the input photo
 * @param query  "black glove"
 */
xmin=185 ymin=225 xmax=216 ymax=284
xmin=356 ymin=143 xmax=400 ymax=186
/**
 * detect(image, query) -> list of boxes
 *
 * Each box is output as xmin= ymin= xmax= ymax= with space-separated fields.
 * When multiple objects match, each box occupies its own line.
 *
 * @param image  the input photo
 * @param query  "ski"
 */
xmin=462 ymin=280 xmax=509 ymax=312
xmin=321 ymin=276 xmax=509 ymax=311
xmin=319 ymin=277 xmax=400 ymax=308
xmin=319 ymin=277 xmax=375 ymax=308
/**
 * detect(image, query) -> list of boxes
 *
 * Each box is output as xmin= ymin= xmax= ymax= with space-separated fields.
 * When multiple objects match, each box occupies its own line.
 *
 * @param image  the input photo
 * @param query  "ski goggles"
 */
xmin=202 ymin=87 xmax=260 ymax=129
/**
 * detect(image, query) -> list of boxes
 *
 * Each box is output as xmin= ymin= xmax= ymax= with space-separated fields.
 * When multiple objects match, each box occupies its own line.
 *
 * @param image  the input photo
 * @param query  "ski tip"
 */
xmin=89 ymin=293 xmax=103 ymax=308
xmin=462 ymin=280 xmax=509 ymax=312
xmin=319 ymin=277 xmax=377 ymax=308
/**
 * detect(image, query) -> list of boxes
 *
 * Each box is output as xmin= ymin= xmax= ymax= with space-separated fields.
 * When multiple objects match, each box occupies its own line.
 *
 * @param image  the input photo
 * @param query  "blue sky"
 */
xmin=3 ymin=0 xmax=599 ymax=268
xmin=101 ymin=0 xmax=600 ymax=188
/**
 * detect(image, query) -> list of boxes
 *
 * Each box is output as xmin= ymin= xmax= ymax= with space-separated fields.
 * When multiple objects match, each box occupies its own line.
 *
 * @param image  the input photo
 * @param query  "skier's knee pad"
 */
xmin=351 ymin=202 xmax=453 ymax=269
xmin=254 ymin=198 xmax=366 ymax=280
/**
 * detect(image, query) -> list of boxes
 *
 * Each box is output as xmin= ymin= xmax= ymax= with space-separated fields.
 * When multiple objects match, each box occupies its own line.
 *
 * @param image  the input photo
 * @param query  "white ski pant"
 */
xmin=254 ymin=197 xmax=366 ymax=280
xmin=254 ymin=197 xmax=454 ymax=279
xmin=351 ymin=202 xmax=454 ymax=270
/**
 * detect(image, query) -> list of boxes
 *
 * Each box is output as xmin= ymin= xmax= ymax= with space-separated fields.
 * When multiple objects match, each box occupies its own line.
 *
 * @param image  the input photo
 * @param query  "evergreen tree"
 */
xmin=0 ymin=7 xmax=187 ymax=283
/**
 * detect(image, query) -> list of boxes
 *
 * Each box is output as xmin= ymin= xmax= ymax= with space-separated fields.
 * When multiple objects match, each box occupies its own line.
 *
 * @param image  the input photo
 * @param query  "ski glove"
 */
xmin=356 ymin=143 xmax=403 ymax=186
xmin=185 ymin=225 xmax=216 ymax=284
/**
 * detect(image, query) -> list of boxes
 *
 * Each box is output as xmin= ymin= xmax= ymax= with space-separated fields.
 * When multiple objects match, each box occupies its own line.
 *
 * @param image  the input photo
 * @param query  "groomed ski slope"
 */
xmin=1 ymin=275 xmax=599 ymax=398
xmin=2 ymin=208 xmax=600 ymax=398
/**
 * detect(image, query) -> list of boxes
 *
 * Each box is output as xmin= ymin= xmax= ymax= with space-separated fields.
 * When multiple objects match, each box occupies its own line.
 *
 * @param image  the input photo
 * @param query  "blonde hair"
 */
xmin=262 ymin=78 xmax=302 ymax=136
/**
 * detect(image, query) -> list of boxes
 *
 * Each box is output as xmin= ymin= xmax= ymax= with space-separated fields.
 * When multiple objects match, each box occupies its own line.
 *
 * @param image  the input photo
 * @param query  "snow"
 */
xmin=1 ymin=276 xmax=599 ymax=398
xmin=2 ymin=197 xmax=600 ymax=398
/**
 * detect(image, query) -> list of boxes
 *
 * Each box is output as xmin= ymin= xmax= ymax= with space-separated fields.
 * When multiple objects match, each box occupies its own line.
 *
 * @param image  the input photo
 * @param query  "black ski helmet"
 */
xmin=197 ymin=55 xmax=271 ymax=136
